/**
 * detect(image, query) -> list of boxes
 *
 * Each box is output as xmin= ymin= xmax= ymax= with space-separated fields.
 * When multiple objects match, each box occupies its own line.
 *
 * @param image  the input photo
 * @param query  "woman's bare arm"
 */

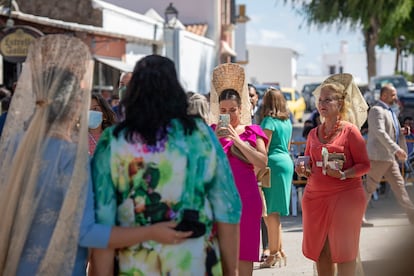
xmin=216 ymin=222 xmax=240 ymax=276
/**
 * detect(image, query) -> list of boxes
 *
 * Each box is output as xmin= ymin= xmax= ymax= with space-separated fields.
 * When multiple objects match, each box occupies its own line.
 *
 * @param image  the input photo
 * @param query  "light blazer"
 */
xmin=366 ymin=101 xmax=407 ymax=161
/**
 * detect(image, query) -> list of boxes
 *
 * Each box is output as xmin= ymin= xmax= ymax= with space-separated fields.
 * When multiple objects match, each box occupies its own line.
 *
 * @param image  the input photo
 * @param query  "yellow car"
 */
xmin=281 ymin=87 xmax=306 ymax=122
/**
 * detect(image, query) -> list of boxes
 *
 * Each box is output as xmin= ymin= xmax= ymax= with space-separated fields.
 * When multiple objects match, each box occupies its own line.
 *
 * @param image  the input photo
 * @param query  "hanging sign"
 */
xmin=0 ymin=25 xmax=43 ymax=63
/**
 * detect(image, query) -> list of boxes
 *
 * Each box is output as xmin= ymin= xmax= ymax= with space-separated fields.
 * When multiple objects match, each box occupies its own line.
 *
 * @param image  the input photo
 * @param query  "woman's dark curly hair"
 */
xmin=91 ymin=93 xmax=117 ymax=129
xmin=114 ymin=55 xmax=196 ymax=145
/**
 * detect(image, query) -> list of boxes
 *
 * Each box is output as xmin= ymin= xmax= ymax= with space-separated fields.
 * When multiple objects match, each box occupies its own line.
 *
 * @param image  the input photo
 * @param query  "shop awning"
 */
xmin=94 ymin=56 xmax=134 ymax=72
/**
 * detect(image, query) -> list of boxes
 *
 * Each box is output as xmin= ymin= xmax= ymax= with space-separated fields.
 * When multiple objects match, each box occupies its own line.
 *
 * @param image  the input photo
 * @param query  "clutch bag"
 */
xmin=328 ymin=152 xmax=346 ymax=170
xmin=257 ymin=167 xmax=271 ymax=188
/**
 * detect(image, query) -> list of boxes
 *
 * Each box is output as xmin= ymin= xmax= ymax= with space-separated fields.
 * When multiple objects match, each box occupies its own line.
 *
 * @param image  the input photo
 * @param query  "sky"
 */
xmin=237 ymin=0 xmax=365 ymax=76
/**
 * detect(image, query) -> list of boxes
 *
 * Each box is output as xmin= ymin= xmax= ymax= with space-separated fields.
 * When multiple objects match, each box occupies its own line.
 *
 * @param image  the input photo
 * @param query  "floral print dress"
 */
xmin=91 ymin=119 xmax=241 ymax=276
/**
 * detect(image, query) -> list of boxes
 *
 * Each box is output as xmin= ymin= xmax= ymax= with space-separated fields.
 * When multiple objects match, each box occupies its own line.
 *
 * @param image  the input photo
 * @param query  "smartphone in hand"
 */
xmin=217 ymin=114 xmax=230 ymax=136
xmin=295 ymin=155 xmax=311 ymax=173
xmin=295 ymin=155 xmax=310 ymax=166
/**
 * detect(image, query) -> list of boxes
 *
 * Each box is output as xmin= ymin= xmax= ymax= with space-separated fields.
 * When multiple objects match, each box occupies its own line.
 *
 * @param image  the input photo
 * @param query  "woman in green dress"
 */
xmin=259 ymin=87 xmax=294 ymax=268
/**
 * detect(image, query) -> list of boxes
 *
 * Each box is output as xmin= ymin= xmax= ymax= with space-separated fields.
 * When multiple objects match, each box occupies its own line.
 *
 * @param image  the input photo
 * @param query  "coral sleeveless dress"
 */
xmin=302 ymin=124 xmax=370 ymax=262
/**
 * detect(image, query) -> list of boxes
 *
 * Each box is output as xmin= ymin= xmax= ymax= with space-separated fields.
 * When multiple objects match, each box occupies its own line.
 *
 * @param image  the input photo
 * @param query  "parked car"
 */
xmin=254 ymin=84 xmax=268 ymax=100
xmin=408 ymin=81 xmax=414 ymax=93
xmin=281 ymin=87 xmax=306 ymax=122
xmin=254 ymin=84 xmax=280 ymax=100
xmin=398 ymin=93 xmax=414 ymax=122
xmin=301 ymin=82 xmax=320 ymax=112
xmin=365 ymin=75 xmax=409 ymax=107
xmin=252 ymin=84 xmax=298 ymax=123
xmin=363 ymin=75 xmax=408 ymax=120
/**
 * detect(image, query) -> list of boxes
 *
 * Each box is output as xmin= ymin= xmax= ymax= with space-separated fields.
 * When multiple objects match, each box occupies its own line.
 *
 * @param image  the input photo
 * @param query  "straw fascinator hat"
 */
xmin=209 ymin=63 xmax=251 ymax=125
xmin=313 ymin=73 xmax=368 ymax=128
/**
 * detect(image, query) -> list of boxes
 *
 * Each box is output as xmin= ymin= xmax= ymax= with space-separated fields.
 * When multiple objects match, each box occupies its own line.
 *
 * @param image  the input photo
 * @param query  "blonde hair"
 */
xmin=187 ymin=92 xmax=209 ymax=122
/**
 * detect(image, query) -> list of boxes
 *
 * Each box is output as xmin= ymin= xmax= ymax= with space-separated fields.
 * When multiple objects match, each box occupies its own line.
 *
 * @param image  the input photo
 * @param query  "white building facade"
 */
xmin=100 ymin=0 xmax=222 ymax=63
xmin=94 ymin=0 xmax=217 ymax=94
xmin=321 ymin=41 xmax=414 ymax=85
xmin=245 ymin=45 xmax=298 ymax=88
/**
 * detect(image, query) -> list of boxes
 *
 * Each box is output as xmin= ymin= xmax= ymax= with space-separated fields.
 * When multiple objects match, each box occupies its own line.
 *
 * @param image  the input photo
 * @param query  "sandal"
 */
xmin=259 ymin=251 xmax=282 ymax=269
xmin=280 ymin=249 xmax=287 ymax=266
xmin=260 ymin=249 xmax=270 ymax=262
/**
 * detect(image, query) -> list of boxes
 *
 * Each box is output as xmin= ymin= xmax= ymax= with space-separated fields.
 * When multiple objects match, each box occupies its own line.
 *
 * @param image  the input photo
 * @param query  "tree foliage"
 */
xmin=286 ymin=0 xmax=414 ymax=78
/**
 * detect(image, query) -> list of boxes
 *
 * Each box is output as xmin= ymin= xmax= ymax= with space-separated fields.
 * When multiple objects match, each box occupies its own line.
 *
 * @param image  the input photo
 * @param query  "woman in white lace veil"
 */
xmin=0 ymin=34 xmax=93 ymax=275
xmin=0 ymin=35 xmax=193 ymax=276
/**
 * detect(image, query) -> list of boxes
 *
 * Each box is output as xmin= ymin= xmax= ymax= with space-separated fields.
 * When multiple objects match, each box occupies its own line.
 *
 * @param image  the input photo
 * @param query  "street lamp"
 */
xmin=5 ymin=0 xmax=14 ymax=28
xmin=164 ymin=3 xmax=178 ymax=28
xmin=399 ymin=35 xmax=406 ymax=73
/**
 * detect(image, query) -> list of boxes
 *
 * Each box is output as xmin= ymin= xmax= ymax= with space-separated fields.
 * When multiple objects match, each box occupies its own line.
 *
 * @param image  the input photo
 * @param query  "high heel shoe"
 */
xmin=260 ymin=249 xmax=270 ymax=262
xmin=279 ymin=249 xmax=287 ymax=267
xmin=259 ymin=251 xmax=282 ymax=268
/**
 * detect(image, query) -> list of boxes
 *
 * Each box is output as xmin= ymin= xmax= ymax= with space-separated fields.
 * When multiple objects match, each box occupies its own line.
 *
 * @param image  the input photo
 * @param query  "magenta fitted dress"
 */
xmin=213 ymin=124 xmax=268 ymax=261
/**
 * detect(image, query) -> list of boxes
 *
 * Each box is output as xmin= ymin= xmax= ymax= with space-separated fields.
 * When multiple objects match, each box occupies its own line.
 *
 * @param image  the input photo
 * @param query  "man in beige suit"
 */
xmin=365 ymin=84 xmax=414 ymax=225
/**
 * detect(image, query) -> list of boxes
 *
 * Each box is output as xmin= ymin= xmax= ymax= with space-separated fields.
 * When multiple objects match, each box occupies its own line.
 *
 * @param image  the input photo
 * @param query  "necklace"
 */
xmin=321 ymin=120 xmax=341 ymax=140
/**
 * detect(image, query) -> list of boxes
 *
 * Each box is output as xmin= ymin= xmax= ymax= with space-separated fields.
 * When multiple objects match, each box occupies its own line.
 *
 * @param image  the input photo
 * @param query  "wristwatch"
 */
xmin=340 ymin=171 xmax=346 ymax=180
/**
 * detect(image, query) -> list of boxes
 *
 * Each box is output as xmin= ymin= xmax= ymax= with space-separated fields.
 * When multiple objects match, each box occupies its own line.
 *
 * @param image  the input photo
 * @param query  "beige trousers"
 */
xmin=366 ymin=160 xmax=414 ymax=218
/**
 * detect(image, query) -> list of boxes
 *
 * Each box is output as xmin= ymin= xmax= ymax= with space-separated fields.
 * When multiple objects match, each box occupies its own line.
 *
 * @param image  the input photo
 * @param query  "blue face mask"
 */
xmin=88 ymin=110 xmax=103 ymax=129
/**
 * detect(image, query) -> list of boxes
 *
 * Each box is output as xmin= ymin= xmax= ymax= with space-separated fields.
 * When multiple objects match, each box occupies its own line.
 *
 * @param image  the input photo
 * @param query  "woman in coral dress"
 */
xmin=295 ymin=74 xmax=370 ymax=276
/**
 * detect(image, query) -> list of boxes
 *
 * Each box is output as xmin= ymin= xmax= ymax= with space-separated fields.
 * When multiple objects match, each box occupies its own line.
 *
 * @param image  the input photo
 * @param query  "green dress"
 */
xmin=91 ymin=118 xmax=241 ymax=276
xmin=261 ymin=116 xmax=294 ymax=216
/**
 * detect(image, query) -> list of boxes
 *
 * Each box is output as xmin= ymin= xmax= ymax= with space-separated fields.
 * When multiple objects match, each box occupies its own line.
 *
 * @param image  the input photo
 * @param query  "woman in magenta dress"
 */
xmin=209 ymin=63 xmax=268 ymax=276
xmin=295 ymin=74 xmax=370 ymax=275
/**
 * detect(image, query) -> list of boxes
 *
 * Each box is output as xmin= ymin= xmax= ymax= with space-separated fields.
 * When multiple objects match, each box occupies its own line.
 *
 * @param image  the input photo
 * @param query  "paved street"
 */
xmin=252 ymin=184 xmax=414 ymax=276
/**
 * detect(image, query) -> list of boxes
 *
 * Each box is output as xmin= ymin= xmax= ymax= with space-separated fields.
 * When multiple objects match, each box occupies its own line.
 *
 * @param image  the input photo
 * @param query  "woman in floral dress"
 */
xmin=91 ymin=55 xmax=242 ymax=276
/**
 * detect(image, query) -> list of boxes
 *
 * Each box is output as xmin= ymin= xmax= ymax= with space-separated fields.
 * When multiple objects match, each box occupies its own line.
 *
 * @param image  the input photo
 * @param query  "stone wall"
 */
xmin=14 ymin=0 xmax=102 ymax=26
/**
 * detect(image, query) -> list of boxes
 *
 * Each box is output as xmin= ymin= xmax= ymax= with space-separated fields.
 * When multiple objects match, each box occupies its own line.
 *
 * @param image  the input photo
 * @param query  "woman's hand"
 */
xmin=295 ymin=162 xmax=311 ymax=178
xmin=149 ymin=221 xmax=193 ymax=245
xmin=225 ymin=124 xmax=242 ymax=144
xmin=395 ymin=148 xmax=407 ymax=161
xmin=222 ymin=124 xmax=267 ymax=168
xmin=325 ymin=165 xmax=342 ymax=179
